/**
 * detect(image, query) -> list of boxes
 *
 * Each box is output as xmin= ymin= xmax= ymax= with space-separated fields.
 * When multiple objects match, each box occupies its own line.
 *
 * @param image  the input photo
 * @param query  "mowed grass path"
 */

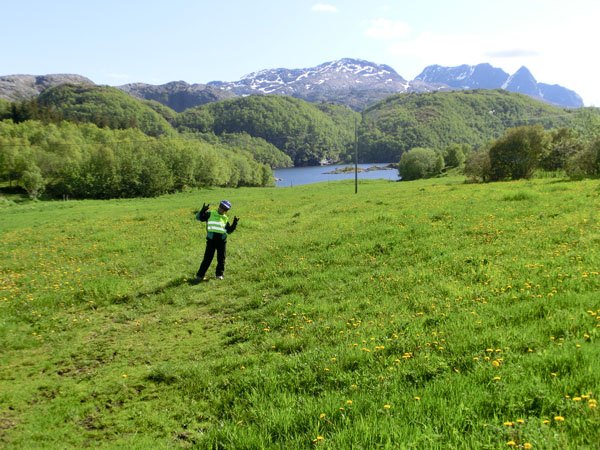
xmin=1 ymin=176 xmax=599 ymax=449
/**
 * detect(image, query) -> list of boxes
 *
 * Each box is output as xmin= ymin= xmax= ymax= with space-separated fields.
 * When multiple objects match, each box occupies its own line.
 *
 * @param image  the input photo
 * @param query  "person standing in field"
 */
xmin=193 ymin=200 xmax=239 ymax=282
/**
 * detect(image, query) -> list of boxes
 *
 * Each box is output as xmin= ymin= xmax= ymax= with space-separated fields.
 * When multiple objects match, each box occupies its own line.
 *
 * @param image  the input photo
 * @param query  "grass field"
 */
xmin=1 ymin=175 xmax=599 ymax=449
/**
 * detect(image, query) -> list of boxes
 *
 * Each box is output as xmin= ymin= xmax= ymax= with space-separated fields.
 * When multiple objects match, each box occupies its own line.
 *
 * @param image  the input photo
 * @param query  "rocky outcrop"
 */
xmin=117 ymin=81 xmax=235 ymax=112
xmin=0 ymin=74 xmax=94 ymax=102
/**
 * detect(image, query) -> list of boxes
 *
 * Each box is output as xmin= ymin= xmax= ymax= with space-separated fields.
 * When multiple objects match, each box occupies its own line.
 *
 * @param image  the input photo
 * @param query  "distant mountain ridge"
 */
xmin=0 ymin=59 xmax=583 ymax=111
xmin=118 ymin=81 xmax=236 ymax=112
xmin=0 ymin=74 xmax=94 ymax=102
xmin=208 ymin=58 xmax=410 ymax=111
xmin=415 ymin=63 xmax=583 ymax=108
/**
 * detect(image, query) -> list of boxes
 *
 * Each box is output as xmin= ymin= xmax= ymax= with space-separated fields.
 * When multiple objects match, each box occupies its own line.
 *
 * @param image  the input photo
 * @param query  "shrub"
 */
xmin=463 ymin=146 xmax=491 ymax=182
xmin=565 ymin=138 xmax=600 ymax=178
xmin=398 ymin=147 xmax=442 ymax=180
xmin=488 ymin=125 xmax=549 ymax=181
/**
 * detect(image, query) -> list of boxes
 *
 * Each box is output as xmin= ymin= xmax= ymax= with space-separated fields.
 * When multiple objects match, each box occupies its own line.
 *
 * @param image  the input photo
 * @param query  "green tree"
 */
xmin=398 ymin=147 xmax=439 ymax=180
xmin=21 ymin=165 xmax=45 ymax=199
xmin=434 ymin=151 xmax=445 ymax=173
xmin=463 ymin=146 xmax=491 ymax=182
xmin=0 ymin=136 xmax=29 ymax=186
xmin=540 ymin=127 xmax=582 ymax=171
xmin=488 ymin=125 xmax=549 ymax=181
xmin=445 ymin=143 xmax=466 ymax=168
xmin=565 ymin=138 xmax=600 ymax=178
xmin=139 ymin=153 xmax=173 ymax=196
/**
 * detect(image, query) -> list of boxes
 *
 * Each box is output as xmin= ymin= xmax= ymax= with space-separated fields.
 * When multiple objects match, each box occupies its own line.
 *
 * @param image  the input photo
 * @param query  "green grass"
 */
xmin=1 ymin=176 xmax=599 ymax=449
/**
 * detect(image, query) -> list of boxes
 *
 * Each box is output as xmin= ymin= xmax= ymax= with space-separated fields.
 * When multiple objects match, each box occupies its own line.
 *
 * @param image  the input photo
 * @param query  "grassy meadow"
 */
xmin=1 ymin=175 xmax=600 ymax=449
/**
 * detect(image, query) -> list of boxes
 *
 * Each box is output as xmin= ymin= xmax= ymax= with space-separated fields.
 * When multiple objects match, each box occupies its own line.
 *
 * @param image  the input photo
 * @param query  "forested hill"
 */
xmin=359 ymin=89 xmax=581 ymax=162
xmin=37 ymin=84 xmax=175 ymax=137
xmin=175 ymin=96 xmax=360 ymax=166
xmin=2 ymin=82 xmax=600 ymax=200
xmin=3 ymin=85 xmax=591 ymax=168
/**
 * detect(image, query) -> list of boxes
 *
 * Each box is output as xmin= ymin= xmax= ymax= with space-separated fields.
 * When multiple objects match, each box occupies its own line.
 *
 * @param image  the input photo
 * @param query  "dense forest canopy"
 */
xmin=359 ymin=89 xmax=581 ymax=162
xmin=1 ymin=83 xmax=600 ymax=200
xmin=37 ymin=84 xmax=175 ymax=137
xmin=0 ymin=120 xmax=273 ymax=199
xmin=175 ymin=95 xmax=360 ymax=166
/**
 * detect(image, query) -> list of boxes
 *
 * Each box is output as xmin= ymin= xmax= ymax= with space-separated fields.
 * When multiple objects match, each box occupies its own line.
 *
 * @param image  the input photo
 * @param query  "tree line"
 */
xmin=359 ymin=89 xmax=583 ymax=163
xmin=463 ymin=114 xmax=600 ymax=182
xmin=2 ymin=84 xmax=600 ymax=199
xmin=0 ymin=120 xmax=273 ymax=199
xmin=397 ymin=109 xmax=600 ymax=182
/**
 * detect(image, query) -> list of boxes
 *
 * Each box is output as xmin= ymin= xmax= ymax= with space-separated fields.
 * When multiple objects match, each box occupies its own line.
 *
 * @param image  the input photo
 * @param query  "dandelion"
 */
xmin=504 ymin=421 xmax=513 ymax=426
xmin=384 ymin=404 xmax=391 ymax=409
xmin=319 ymin=413 xmax=326 ymax=419
xmin=493 ymin=376 xmax=501 ymax=381
xmin=414 ymin=397 xmax=420 ymax=401
xmin=122 ymin=374 xmax=127 ymax=378
xmin=542 ymin=420 xmax=549 ymax=424
xmin=346 ymin=400 xmax=352 ymax=404
xmin=554 ymin=416 xmax=565 ymax=422
xmin=524 ymin=444 xmax=532 ymax=449
xmin=516 ymin=419 xmax=525 ymax=424
xmin=507 ymin=441 xmax=516 ymax=446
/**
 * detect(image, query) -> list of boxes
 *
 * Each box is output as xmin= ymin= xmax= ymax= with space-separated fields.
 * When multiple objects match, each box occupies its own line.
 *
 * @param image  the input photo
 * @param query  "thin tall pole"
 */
xmin=354 ymin=116 xmax=358 ymax=194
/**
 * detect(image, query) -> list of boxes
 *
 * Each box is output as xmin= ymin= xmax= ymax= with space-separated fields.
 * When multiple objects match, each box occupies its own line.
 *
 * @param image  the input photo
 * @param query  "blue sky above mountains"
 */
xmin=3 ymin=0 xmax=599 ymax=105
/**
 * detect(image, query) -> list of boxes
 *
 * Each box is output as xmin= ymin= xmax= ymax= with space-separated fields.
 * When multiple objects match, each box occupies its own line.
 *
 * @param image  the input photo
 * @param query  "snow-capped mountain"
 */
xmin=209 ymin=59 xmax=582 ymax=109
xmin=208 ymin=58 xmax=410 ymax=110
xmin=416 ymin=64 xmax=583 ymax=107
xmin=415 ymin=63 xmax=509 ymax=90
xmin=0 ymin=59 xmax=584 ymax=110
xmin=502 ymin=66 xmax=541 ymax=96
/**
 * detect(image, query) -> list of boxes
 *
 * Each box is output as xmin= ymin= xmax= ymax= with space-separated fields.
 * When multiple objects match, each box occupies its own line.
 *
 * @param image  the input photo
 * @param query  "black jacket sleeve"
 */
xmin=225 ymin=220 xmax=237 ymax=234
xmin=196 ymin=210 xmax=210 ymax=222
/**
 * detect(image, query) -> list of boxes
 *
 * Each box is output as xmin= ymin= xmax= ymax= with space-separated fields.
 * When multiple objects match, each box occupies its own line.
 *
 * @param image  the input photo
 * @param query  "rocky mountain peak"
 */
xmin=502 ymin=66 xmax=540 ymax=96
xmin=0 ymin=74 xmax=94 ymax=102
xmin=117 ymin=81 xmax=235 ymax=112
xmin=0 ymin=60 xmax=584 ymax=110
xmin=208 ymin=58 xmax=409 ymax=109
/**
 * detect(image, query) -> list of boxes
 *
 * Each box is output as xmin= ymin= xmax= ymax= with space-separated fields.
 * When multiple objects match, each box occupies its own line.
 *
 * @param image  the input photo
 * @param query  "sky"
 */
xmin=3 ymin=0 xmax=600 ymax=106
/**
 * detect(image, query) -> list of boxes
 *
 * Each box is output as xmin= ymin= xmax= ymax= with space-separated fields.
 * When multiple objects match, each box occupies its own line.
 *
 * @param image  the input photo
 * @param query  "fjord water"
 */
xmin=273 ymin=163 xmax=399 ymax=187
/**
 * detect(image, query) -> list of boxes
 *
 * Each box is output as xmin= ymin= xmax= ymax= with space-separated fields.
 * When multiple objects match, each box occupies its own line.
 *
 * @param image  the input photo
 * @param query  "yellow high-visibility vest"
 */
xmin=207 ymin=210 xmax=228 ymax=234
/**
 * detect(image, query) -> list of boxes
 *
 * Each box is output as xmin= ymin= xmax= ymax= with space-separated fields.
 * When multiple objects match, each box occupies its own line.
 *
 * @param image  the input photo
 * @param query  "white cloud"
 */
xmin=311 ymin=4 xmax=339 ymax=13
xmin=363 ymin=18 xmax=411 ymax=40
xmin=106 ymin=73 xmax=132 ymax=80
xmin=485 ymin=49 xmax=539 ymax=58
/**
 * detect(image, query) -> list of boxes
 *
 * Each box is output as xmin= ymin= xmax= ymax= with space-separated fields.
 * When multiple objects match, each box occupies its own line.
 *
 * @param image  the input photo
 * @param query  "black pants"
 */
xmin=197 ymin=237 xmax=227 ymax=278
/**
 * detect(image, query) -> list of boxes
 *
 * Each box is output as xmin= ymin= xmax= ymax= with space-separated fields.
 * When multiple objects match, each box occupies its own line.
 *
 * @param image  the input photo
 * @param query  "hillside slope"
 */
xmin=38 ymin=84 xmax=175 ymax=137
xmin=359 ymin=89 xmax=579 ymax=161
xmin=175 ymin=95 xmax=360 ymax=165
